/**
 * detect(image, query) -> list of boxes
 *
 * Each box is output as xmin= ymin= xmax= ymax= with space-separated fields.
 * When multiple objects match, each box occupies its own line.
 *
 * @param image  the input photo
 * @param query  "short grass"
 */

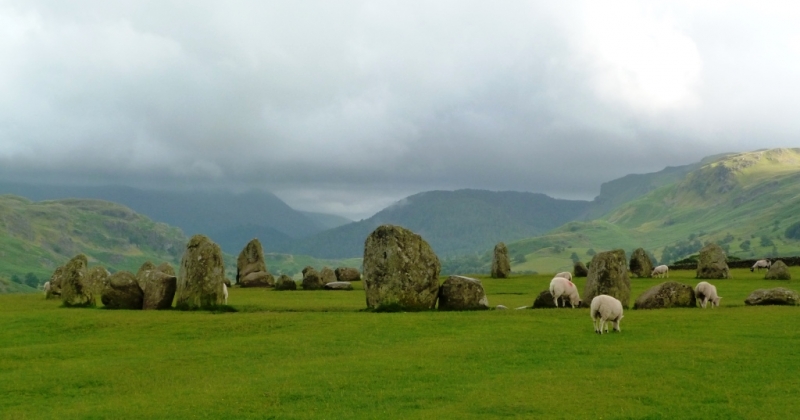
xmin=2 ymin=269 xmax=800 ymax=419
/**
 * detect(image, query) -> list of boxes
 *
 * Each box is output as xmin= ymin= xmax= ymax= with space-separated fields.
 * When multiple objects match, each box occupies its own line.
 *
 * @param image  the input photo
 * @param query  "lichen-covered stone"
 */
xmin=156 ymin=262 xmax=176 ymax=276
xmin=765 ymin=260 xmax=791 ymax=280
xmin=629 ymin=248 xmax=654 ymax=278
xmin=633 ymin=281 xmax=696 ymax=309
xmin=324 ymin=281 xmax=353 ymax=291
xmin=583 ymin=249 xmax=631 ymax=307
xmin=136 ymin=261 xmax=156 ymax=280
xmin=46 ymin=265 xmax=66 ymax=299
xmin=696 ymin=243 xmax=730 ymax=279
xmin=176 ymin=235 xmax=227 ymax=309
xmin=85 ymin=266 xmax=110 ymax=304
xmin=239 ymin=271 xmax=275 ymax=287
xmin=275 ymin=274 xmax=297 ymax=291
xmin=302 ymin=267 xmax=324 ymax=290
xmin=491 ymin=242 xmax=511 ymax=279
xmin=60 ymin=254 xmax=93 ymax=307
xmin=437 ymin=276 xmax=489 ymax=311
xmin=573 ymin=261 xmax=588 ymax=278
xmin=745 ymin=288 xmax=799 ymax=306
xmin=237 ymin=239 xmax=273 ymax=287
xmin=101 ymin=271 xmax=143 ymax=310
xmin=140 ymin=269 xmax=177 ymax=310
xmin=320 ymin=267 xmax=337 ymax=285
xmin=531 ymin=290 xmax=571 ymax=309
xmin=335 ymin=267 xmax=361 ymax=282
xmin=363 ymin=225 xmax=441 ymax=310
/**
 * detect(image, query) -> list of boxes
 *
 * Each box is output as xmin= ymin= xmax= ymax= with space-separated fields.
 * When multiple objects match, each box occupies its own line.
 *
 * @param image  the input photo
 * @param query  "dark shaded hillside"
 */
xmin=291 ymin=190 xmax=590 ymax=258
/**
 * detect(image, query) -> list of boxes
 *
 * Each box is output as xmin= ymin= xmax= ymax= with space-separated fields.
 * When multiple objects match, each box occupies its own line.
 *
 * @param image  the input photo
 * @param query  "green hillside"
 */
xmin=508 ymin=148 xmax=800 ymax=273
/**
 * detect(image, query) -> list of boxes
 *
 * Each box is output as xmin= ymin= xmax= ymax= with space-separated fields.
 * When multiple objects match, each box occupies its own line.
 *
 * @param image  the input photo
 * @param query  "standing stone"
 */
xmin=583 ymin=249 xmax=631 ymax=307
xmin=531 ymin=290 xmax=571 ymax=309
xmin=696 ymin=243 xmax=730 ymax=279
xmin=156 ymin=262 xmax=176 ymax=276
xmin=573 ymin=261 xmax=588 ymax=278
xmin=745 ymin=288 xmax=799 ymax=306
xmin=140 ymin=269 xmax=177 ymax=310
xmin=437 ymin=276 xmax=489 ymax=311
xmin=85 ymin=266 xmax=110 ymax=304
xmin=46 ymin=265 xmax=66 ymax=299
xmin=61 ymin=254 xmax=93 ymax=307
xmin=363 ymin=225 xmax=441 ymax=310
xmin=633 ymin=282 xmax=696 ymax=309
xmin=765 ymin=260 xmax=791 ymax=280
xmin=301 ymin=267 xmax=324 ymax=290
xmin=335 ymin=267 xmax=361 ymax=282
xmin=236 ymin=239 xmax=274 ymax=287
xmin=275 ymin=274 xmax=297 ymax=291
xmin=491 ymin=242 xmax=511 ymax=279
xmin=629 ymin=248 xmax=654 ymax=278
xmin=320 ymin=267 xmax=337 ymax=285
xmin=101 ymin=271 xmax=144 ymax=309
xmin=136 ymin=261 xmax=156 ymax=280
xmin=176 ymin=235 xmax=227 ymax=309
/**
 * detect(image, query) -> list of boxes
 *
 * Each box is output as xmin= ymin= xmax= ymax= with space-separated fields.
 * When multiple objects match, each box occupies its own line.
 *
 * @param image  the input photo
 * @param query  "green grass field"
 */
xmin=2 ymin=269 xmax=800 ymax=419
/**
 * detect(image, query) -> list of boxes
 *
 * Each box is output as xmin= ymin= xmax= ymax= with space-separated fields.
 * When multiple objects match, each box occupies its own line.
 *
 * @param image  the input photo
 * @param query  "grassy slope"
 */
xmin=1 ymin=268 xmax=799 ymax=418
xmin=511 ymin=149 xmax=800 ymax=273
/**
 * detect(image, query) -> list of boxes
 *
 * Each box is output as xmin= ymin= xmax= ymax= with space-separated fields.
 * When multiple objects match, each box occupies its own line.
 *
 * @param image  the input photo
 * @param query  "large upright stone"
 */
xmin=629 ymin=248 xmax=654 ymax=278
xmin=745 ymin=288 xmax=799 ymax=306
xmin=156 ymin=262 xmax=176 ymax=276
xmin=491 ymin=242 xmax=511 ymax=279
xmin=46 ymin=265 xmax=66 ymax=299
xmin=320 ymin=267 xmax=337 ymax=285
xmin=335 ymin=267 xmax=361 ymax=282
xmin=275 ymin=274 xmax=297 ymax=291
xmin=633 ymin=281 xmax=696 ymax=309
xmin=176 ymin=235 xmax=227 ymax=309
xmin=573 ymin=261 xmax=588 ymax=278
xmin=765 ymin=260 xmax=791 ymax=280
xmin=85 ymin=266 xmax=110 ymax=303
xmin=140 ymin=267 xmax=177 ymax=310
xmin=696 ymin=243 xmax=730 ymax=279
xmin=61 ymin=254 xmax=93 ymax=307
xmin=583 ymin=249 xmax=631 ymax=307
xmin=136 ymin=261 xmax=156 ymax=279
xmin=101 ymin=271 xmax=144 ymax=310
xmin=437 ymin=276 xmax=489 ymax=311
xmin=302 ymin=267 xmax=324 ymax=290
xmin=236 ymin=239 xmax=274 ymax=287
xmin=363 ymin=225 xmax=441 ymax=310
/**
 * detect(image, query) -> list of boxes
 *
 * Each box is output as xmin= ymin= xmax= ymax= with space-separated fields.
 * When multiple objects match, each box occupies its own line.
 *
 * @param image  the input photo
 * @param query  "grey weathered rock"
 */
xmin=275 ymin=274 xmax=297 ymax=291
xmin=583 ymin=249 xmax=631 ymax=307
xmin=46 ymin=265 xmax=66 ymax=299
xmin=573 ymin=261 xmax=588 ymax=278
xmin=136 ymin=261 xmax=156 ymax=280
xmin=335 ymin=267 xmax=361 ymax=282
xmin=85 ymin=266 xmax=110 ymax=304
xmin=765 ymin=260 xmax=791 ymax=280
xmin=175 ymin=235 xmax=227 ymax=309
xmin=61 ymin=254 xmax=93 ymax=307
xmin=237 ymin=239 xmax=273 ymax=287
xmin=101 ymin=271 xmax=143 ymax=310
xmin=323 ymin=281 xmax=353 ymax=291
xmin=363 ymin=224 xmax=441 ymax=310
xmin=320 ymin=267 xmax=337 ymax=285
xmin=745 ymin=288 xmax=799 ymax=306
xmin=629 ymin=248 xmax=654 ymax=278
xmin=491 ymin=242 xmax=511 ymax=279
xmin=531 ymin=290 xmax=571 ymax=309
xmin=633 ymin=281 xmax=696 ymax=309
xmin=140 ymin=269 xmax=177 ymax=310
xmin=302 ymin=267 xmax=324 ymax=290
xmin=437 ymin=276 xmax=489 ymax=311
xmin=156 ymin=262 xmax=176 ymax=276
xmin=696 ymin=243 xmax=730 ymax=279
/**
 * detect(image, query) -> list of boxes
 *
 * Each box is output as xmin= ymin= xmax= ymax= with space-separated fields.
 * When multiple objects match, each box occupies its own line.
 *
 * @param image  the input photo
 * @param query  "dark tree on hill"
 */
xmin=740 ymin=240 xmax=751 ymax=252
xmin=24 ymin=273 xmax=39 ymax=288
xmin=786 ymin=221 xmax=800 ymax=240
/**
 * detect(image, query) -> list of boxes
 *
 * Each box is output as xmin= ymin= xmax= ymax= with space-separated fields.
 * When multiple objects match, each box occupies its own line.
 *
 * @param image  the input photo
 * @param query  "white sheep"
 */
xmin=590 ymin=295 xmax=624 ymax=334
xmin=222 ymin=283 xmax=228 ymax=305
xmin=695 ymin=281 xmax=722 ymax=308
xmin=651 ymin=265 xmax=669 ymax=278
xmin=555 ymin=272 xmax=573 ymax=281
xmin=43 ymin=281 xmax=51 ymax=296
xmin=750 ymin=259 xmax=771 ymax=272
xmin=549 ymin=276 xmax=582 ymax=308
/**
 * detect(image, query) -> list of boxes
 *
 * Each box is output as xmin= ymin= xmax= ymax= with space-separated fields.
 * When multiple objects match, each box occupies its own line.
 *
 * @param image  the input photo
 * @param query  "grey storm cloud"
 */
xmin=1 ymin=0 xmax=800 ymax=219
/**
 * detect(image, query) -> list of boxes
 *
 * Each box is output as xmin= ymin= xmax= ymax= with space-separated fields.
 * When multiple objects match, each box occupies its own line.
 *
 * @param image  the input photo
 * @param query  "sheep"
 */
xmin=555 ymin=272 xmax=573 ymax=281
xmin=590 ymin=295 xmax=624 ymax=334
xmin=750 ymin=259 xmax=771 ymax=272
xmin=549 ymin=276 xmax=582 ymax=308
xmin=43 ymin=281 xmax=51 ymax=296
xmin=695 ymin=281 xmax=722 ymax=308
xmin=222 ymin=283 xmax=228 ymax=305
xmin=651 ymin=265 xmax=669 ymax=278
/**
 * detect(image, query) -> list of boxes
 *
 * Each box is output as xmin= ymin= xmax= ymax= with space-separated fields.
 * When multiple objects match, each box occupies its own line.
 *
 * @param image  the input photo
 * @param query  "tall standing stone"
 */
xmin=85 ymin=266 xmax=110 ymax=304
xmin=696 ymin=243 xmax=730 ymax=279
xmin=136 ymin=261 xmax=156 ymax=280
xmin=583 ymin=249 xmax=631 ymax=307
xmin=629 ymin=248 xmax=654 ymax=278
xmin=275 ymin=274 xmax=297 ymax=291
xmin=491 ymin=242 xmax=511 ymax=279
xmin=573 ymin=261 xmax=588 ymax=278
xmin=363 ymin=225 xmax=441 ymax=310
xmin=236 ymin=238 xmax=274 ymax=287
xmin=176 ymin=235 xmax=227 ymax=309
xmin=61 ymin=254 xmax=93 ymax=307
xmin=320 ymin=267 xmax=336 ymax=285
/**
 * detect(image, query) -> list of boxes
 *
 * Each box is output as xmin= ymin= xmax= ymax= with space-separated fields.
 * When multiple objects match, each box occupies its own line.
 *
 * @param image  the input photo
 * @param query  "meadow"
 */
xmin=2 ymin=268 xmax=800 ymax=419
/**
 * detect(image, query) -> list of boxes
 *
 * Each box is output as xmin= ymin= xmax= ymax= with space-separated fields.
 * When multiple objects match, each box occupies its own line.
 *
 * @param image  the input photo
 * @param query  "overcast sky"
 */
xmin=2 ymin=1 xmax=799 ymax=219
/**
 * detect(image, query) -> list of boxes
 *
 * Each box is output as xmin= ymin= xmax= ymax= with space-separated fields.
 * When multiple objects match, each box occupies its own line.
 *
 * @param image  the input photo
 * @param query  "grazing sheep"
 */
xmin=222 ymin=283 xmax=228 ymax=305
xmin=590 ymin=295 xmax=624 ymax=334
xmin=750 ymin=259 xmax=771 ymax=272
xmin=555 ymin=272 xmax=573 ymax=281
xmin=695 ymin=281 xmax=722 ymax=308
xmin=43 ymin=281 xmax=51 ymax=296
xmin=651 ymin=265 xmax=669 ymax=278
xmin=549 ymin=276 xmax=582 ymax=308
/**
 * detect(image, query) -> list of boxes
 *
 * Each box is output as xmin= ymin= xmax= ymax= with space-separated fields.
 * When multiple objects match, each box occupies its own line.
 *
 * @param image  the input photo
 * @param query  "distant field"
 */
xmin=2 ymin=269 xmax=800 ymax=419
